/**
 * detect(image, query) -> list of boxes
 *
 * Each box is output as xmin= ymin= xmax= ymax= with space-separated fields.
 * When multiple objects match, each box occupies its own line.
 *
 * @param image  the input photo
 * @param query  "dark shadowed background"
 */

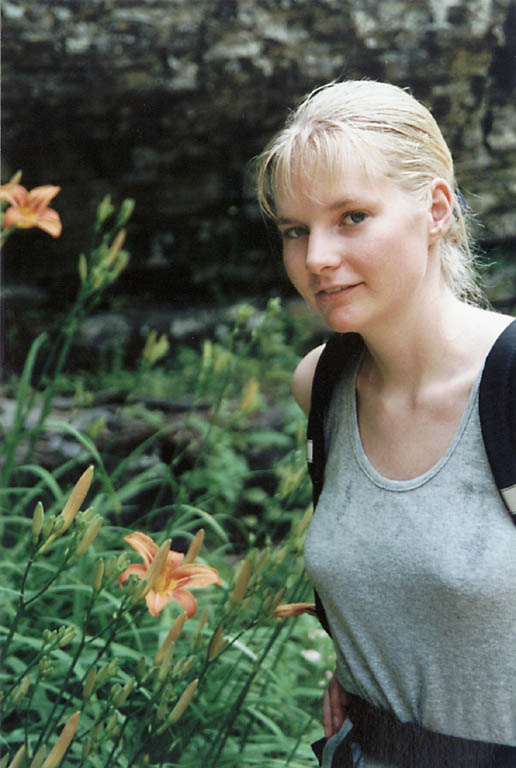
xmin=2 ymin=0 xmax=516 ymax=372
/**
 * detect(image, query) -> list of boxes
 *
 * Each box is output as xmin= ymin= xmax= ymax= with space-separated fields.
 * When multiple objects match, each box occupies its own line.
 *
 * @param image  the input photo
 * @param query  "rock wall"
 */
xmin=2 ymin=0 xmax=516 ymax=302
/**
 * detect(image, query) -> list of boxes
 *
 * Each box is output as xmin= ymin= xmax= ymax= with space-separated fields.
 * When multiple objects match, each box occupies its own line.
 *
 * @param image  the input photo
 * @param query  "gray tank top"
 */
xmin=304 ymin=355 xmax=516 ymax=746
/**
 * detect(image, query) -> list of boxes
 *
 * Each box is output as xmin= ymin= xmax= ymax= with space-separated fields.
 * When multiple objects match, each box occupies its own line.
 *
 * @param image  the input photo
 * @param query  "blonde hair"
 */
xmin=256 ymin=80 xmax=483 ymax=304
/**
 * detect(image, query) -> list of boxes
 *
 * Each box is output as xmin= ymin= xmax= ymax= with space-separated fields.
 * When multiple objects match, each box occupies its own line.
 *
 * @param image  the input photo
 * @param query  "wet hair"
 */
xmin=256 ymin=80 xmax=483 ymax=304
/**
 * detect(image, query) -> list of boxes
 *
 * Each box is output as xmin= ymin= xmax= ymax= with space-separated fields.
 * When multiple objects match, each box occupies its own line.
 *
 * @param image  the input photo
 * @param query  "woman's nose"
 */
xmin=305 ymin=229 xmax=342 ymax=273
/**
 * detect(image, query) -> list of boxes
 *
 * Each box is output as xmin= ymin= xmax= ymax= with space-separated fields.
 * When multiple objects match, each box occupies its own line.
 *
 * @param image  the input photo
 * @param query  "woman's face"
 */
xmin=276 ymin=157 xmax=440 ymax=336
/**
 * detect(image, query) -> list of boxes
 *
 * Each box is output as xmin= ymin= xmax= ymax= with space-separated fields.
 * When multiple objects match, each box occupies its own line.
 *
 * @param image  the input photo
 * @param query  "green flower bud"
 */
xmin=75 ymin=515 xmax=102 ymax=556
xmin=5 ymin=745 xmax=26 ymax=768
xmin=78 ymin=253 xmax=88 ymax=284
xmin=96 ymin=196 xmax=114 ymax=226
xmin=117 ymin=198 xmax=135 ymax=226
xmin=136 ymin=656 xmax=147 ymax=680
xmin=114 ymin=678 xmax=134 ymax=707
xmin=92 ymin=558 xmax=104 ymax=593
xmin=166 ymin=679 xmax=198 ymax=725
xmin=58 ymin=626 xmax=76 ymax=648
xmin=104 ymin=555 xmax=117 ymax=580
xmin=32 ymin=502 xmax=44 ymax=542
xmin=42 ymin=517 xmax=55 ymax=541
xmin=105 ymin=712 xmax=119 ymax=736
xmin=29 ymin=744 xmax=47 ymax=768
xmin=83 ymin=667 xmax=97 ymax=700
xmin=81 ymin=736 xmax=92 ymax=762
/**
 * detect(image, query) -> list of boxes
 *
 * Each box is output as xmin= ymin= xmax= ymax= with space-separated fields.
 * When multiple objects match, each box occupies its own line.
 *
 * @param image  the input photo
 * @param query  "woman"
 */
xmin=257 ymin=81 xmax=516 ymax=767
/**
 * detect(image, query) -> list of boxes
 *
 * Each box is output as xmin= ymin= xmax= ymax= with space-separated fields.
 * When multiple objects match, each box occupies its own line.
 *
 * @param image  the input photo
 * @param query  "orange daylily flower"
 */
xmin=119 ymin=532 xmax=221 ymax=618
xmin=0 ymin=183 xmax=62 ymax=237
xmin=272 ymin=602 xmax=318 ymax=618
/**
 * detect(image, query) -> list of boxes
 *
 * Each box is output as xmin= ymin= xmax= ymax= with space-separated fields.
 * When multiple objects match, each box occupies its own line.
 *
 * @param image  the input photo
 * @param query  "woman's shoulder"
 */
xmin=291 ymin=344 xmax=326 ymax=415
xmin=467 ymin=307 xmax=515 ymax=351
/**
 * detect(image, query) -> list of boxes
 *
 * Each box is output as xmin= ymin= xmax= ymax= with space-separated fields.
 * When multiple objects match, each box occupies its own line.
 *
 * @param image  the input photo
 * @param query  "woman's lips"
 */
xmin=317 ymin=283 xmax=361 ymax=300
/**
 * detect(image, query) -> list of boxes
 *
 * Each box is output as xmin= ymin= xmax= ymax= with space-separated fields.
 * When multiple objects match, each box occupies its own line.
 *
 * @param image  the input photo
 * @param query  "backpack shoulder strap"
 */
xmin=306 ymin=332 xmax=364 ymax=509
xmin=306 ymin=332 xmax=364 ymax=637
xmin=479 ymin=318 xmax=516 ymax=520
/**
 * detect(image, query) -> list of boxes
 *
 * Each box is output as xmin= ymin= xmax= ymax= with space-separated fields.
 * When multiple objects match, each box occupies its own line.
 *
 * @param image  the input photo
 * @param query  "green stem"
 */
xmin=205 ymin=622 xmax=285 ymax=768
xmin=32 ymin=589 xmax=96 ymax=755
xmin=0 ymin=545 xmax=37 ymax=669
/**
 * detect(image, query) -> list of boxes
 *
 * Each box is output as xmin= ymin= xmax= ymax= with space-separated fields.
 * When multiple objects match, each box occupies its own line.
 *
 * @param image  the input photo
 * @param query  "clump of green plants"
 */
xmin=1 ymin=464 xmax=334 ymax=767
xmin=0 ymin=177 xmax=335 ymax=766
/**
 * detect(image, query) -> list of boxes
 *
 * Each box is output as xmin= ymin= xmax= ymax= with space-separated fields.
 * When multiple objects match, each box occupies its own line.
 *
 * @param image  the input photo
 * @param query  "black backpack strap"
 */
xmin=307 ymin=333 xmax=364 ymax=635
xmin=479 ymin=319 xmax=516 ymax=521
xmin=307 ymin=333 xmax=364 ymax=507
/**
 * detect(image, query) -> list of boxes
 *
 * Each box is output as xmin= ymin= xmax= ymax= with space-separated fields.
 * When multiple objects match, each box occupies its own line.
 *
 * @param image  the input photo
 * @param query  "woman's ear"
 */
xmin=428 ymin=179 xmax=453 ymax=242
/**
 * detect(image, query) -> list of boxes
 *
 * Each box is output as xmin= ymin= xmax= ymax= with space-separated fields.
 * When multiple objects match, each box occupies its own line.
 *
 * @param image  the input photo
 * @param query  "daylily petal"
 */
xmin=145 ymin=589 xmax=176 ymax=617
xmin=165 ymin=550 xmax=185 ymax=569
xmin=175 ymin=564 xmax=222 ymax=589
xmin=35 ymin=208 xmax=62 ymax=238
xmin=27 ymin=185 xmax=61 ymax=210
xmin=3 ymin=207 xmax=37 ymax=229
xmin=118 ymin=563 xmax=147 ymax=585
xmin=124 ymin=532 xmax=158 ymax=567
xmin=171 ymin=588 xmax=198 ymax=618
xmin=0 ymin=183 xmax=27 ymax=207
xmin=120 ymin=530 xmax=221 ymax=618
xmin=272 ymin=602 xmax=318 ymax=618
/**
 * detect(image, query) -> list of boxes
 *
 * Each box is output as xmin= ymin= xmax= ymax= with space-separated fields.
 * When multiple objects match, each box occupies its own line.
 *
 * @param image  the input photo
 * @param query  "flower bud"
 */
xmin=6 ymin=745 xmax=26 ymax=768
xmin=39 ymin=658 xmax=52 ymax=676
xmin=10 ymin=675 xmax=31 ymax=707
xmin=96 ymin=195 xmax=114 ymax=226
xmin=117 ymin=198 xmax=135 ymax=226
xmin=29 ymin=745 xmax=47 ymax=768
xmin=166 ymin=679 xmax=199 ymax=724
xmin=230 ymin=558 xmax=252 ymax=604
xmin=193 ymin=607 xmax=209 ymax=645
xmin=114 ymin=678 xmax=134 ymax=707
xmin=154 ymin=612 xmax=187 ymax=665
xmin=254 ymin=549 xmax=269 ymax=575
xmin=270 ymin=587 xmax=287 ymax=614
xmin=141 ymin=538 xmax=171 ymax=597
xmin=105 ymin=712 xmax=119 ymax=736
xmin=42 ymin=518 xmax=55 ymax=541
xmin=136 ymin=656 xmax=147 ymax=680
xmin=78 ymin=253 xmax=88 ymax=284
xmin=61 ymin=466 xmax=94 ymax=533
xmin=157 ymin=645 xmax=174 ymax=682
xmin=75 ymin=514 xmax=102 ymax=556
xmin=183 ymin=529 xmax=204 ymax=565
xmin=208 ymin=625 xmax=225 ymax=661
xmin=83 ymin=667 xmax=97 ymax=700
xmin=32 ymin=502 xmax=44 ymax=542
xmin=236 ymin=303 xmax=254 ymax=326
xmin=110 ymin=683 xmax=122 ymax=701
xmin=58 ymin=627 xmax=76 ymax=648
xmin=106 ymin=230 xmax=126 ymax=264
xmin=96 ymin=659 xmax=117 ymax=686
xmin=81 ymin=736 xmax=92 ymax=762
xmin=92 ymin=559 xmax=104 ymax=593
xmin=41 ymin=711 xmax=80 ymax=768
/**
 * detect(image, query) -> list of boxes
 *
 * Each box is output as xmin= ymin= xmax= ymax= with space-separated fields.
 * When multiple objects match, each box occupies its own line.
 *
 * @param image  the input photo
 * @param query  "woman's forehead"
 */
xmin=274 ymin=150 xmax=389 ymax=215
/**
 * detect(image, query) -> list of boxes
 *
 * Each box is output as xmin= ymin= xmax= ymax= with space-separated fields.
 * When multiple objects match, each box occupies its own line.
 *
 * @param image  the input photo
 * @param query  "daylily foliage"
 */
xmin=119 ymin=531 xmax=221 ymax=617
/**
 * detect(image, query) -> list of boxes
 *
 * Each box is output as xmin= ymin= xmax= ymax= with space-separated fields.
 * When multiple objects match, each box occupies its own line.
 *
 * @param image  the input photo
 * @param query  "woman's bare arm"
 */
xmin=291 ymin=344 xmax=325 ymax=415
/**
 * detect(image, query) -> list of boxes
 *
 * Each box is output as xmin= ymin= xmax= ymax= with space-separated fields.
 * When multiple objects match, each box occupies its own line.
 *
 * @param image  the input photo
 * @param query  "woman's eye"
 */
xmin=281 ymin=226 xmax=308 ymax=240
xmin=343 ymin=211 xmax=367 ymax=225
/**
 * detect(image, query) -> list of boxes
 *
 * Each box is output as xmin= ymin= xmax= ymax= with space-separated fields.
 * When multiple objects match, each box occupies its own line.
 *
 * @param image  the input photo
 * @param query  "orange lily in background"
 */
xmin=272 ymin=602 xmax=318 ymax=618
xmin=119 ymin=532 xmax=221 ymax=618
xmin=0 ymin=183 xmax=62 ymax=237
